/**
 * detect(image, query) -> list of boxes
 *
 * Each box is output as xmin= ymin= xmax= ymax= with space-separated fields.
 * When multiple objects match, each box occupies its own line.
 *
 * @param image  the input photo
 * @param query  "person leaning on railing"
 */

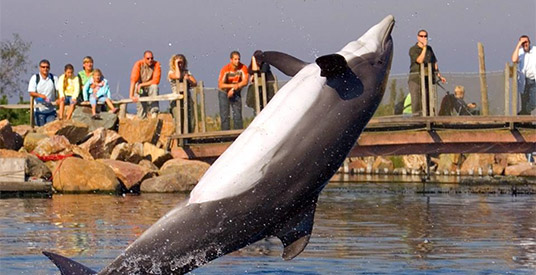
xmin=168 ymin=54 xmax=197 ymax=132
xmin=511 ymin=35 xmax=536 ymax=115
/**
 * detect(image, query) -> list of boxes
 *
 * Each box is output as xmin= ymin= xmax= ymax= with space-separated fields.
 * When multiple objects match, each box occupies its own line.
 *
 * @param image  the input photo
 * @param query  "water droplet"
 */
xmin=168 ymin=42 xmax=172 ymax=47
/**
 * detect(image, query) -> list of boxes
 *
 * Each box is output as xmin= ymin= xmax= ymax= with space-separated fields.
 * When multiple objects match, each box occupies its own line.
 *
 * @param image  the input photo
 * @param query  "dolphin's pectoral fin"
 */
xmin=274 ymin=198 xmax=318 ymax=260
xmin=43 ymin=251 xmax=97 ymax=275
xmin=255 ymin=51 xmax=308 ymax=77
xmin=315 ymin=54 xmax=349 ymax=78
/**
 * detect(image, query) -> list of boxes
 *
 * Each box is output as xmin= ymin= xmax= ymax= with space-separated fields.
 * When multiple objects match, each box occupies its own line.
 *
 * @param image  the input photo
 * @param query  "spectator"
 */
xmin=439 ymin=85 xmax=478 ymax=116
xmin=129 ymin=50 xmax=161 ymax=118
xmin=28 ymin=59 xmax=58 ymax=126
xmin=83 ymin=69 xmax=117 ymax=119
xmin=217 ymin=51 xmax=249 ymax=130
xmin=511 ymin=35 xmax=536 ymax=115
xmin=168 ymin=54 xmax=197 ymax=133
xmin=57 ymin=64 xmax=80 ymax=120
xmin=77 ymin=56 xmax=94 ymax=103
xmin=408 ymin=29 xmax=446 ymax=116
xmin=246 ymin=50 xmax=276 ymax=114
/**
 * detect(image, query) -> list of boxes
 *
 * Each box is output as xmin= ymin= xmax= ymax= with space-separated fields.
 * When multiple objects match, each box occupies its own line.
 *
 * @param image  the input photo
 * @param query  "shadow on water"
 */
xmin=1 ymin=177 xmax=536 ymax=274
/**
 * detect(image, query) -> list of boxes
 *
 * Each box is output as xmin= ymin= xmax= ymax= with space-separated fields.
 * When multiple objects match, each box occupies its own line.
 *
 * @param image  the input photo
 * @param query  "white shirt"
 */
xmin=518 ymin=45 xmax=536 ymax=80
xmin=27 ymin=73 xmax=58 ymax=111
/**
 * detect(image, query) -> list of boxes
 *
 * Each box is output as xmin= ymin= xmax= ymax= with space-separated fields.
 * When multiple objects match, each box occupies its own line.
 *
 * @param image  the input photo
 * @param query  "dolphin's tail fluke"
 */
xmin=42 ymin=251 xmax=97 ymax=275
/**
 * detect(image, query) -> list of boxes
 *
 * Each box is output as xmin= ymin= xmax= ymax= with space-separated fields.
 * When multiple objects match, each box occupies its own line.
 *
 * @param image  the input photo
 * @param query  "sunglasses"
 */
xmin=146 ymin=57 xmax=154 ymax=60
xmin=40 ymin=66 xmax=50 ymax=69
xmin=418 ymin=35 xmax=428 ymax=38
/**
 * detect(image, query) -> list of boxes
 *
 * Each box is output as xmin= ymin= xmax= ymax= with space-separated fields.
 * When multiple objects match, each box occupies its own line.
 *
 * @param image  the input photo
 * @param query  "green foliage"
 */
xmin=0 ymin=33 xmax=32 ymax=97
xmin=389 ymin=155 xmax=405 ymax=168
xmin=0 ymin=95 xmax=31 ymax=126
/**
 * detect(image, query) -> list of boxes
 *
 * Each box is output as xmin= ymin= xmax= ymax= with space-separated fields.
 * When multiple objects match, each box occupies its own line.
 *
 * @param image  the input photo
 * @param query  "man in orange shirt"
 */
xmin=218 ymin=51 xmax=249 ymax=130
xmin=129 ymin=50 xmax=161 ymax=118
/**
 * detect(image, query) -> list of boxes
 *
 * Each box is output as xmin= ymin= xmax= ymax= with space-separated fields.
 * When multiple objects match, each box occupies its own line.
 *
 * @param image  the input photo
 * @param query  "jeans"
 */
xmin=137 ymin=84 xmax=159 ymax=118
xmin=520 ymin=77 xmax=536 ymax=114
xmin=34 ymin=109 xmax=56 ymax=126
xmin=218 ymin=90 xmax=242 ymax=130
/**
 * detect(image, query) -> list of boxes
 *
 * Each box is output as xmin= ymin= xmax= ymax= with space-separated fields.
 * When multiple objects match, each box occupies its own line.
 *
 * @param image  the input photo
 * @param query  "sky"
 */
xmin=1 ymin=0 xmax=535 ymax=105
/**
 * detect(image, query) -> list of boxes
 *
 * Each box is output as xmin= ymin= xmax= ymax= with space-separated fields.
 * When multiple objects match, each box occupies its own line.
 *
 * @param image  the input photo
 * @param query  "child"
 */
xmin=83 ymin=68 xmax=117 ymax=119
xmin=57 ymin=64 xmax=80 ymax=120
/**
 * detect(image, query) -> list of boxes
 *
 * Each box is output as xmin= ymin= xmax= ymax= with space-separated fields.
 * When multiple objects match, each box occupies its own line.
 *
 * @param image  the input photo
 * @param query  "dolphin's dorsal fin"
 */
xmin=254 ymin=51 xmax=308 ymax=77
xmin=43 ymin=251 xmax=97 ymax=275
xmin=274 ymin=198 xmax=318 ymax=260
xmin=315 ymin=54 xmax=349 ymax=78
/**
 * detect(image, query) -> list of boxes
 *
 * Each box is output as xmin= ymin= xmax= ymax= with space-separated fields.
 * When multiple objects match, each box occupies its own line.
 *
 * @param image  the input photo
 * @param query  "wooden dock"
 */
xmin=168 ymin=115 xmax=535 ymax=160
xmin=0 ymin=181 xmax=52 ymax=198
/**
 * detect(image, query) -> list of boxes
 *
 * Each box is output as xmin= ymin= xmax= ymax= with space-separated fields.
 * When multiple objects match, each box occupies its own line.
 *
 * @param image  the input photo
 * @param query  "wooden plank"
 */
xmin=0 ymin=158 xmax=25 ymax=182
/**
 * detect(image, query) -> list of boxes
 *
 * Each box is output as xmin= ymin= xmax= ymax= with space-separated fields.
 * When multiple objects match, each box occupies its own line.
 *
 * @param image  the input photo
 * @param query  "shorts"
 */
xmin=62 ymin=96 xmax=76 ymax=105
xmin=90 ymin=95 xmax=107 ymax=106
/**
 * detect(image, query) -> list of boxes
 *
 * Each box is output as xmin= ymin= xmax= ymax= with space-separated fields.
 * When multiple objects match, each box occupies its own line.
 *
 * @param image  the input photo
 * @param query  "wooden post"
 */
xmin=198 ymin=81 xmax=206 ymax=133
xmin=173 ymin=82 xmax=182 ymax=135
xmin=29 ymin=96 xmax=35 ymax=128
xmin=427 ymin=65 xmax=436 ymax=116
xmin=512 ymin=63 xmax=518 ymax=115
xmin=118 ymin=103 xmax=127 ymax=119
xmin=477 ymin=42 xmax=489 ymax=116
xmin=253 ymin=74 xmax=261 ymax=115
xmin=273 ymin=75 xmax=279 ymax=94
xmin=261 ymin=72 xmax=268 ymax=107
xmin=181 ymin=80 xmax=189 ymax=134
xmin=504 ymin=63 xmax=510 ymax=116
xmin=192 ymin=84 xmax=199 ymax=133
xmin=420 ymin=63 xmax=428 ymax=116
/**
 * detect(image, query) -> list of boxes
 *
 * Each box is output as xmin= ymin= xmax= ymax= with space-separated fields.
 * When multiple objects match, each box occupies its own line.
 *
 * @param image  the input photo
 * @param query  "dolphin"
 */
xmin=43 ymin=15 xmax=395 ymax=274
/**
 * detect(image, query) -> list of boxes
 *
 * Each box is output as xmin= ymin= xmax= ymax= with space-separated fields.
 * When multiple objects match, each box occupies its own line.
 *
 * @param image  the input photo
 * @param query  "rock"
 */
xmin=0 ymin=149 xmax=53 ymax=181
xmin=492 ymin=154 xmax=508 ymax=176
xmin=437 ymin=154 xmax=460 ymax=172
xmin=372 ymin=156 xmax=393 ymax=171
xmin=140 ymin=172 xmax=198 ymax=193
xmin=138 ymin=159 xmax=159 ymax=171
xmin=143 ymin=142 xmax=172 ymax=168
xmin=33 ymin=135 xmax=71 ymax=156
xmin=156 ymin=113 xmax=176 ymax=147
xmin=119 ymin=117 xmax=161 ymax=144
xmin=23 ymin=132 xmax=49 ymax=152
xmin=71 ymin=106 xmax=119 ymax=132
xmin=347 ymin=157 xmax=367 ymax=171
xmin=80 ymin=128 xmax=126 ymax=159
xmin=98 ymin=159 xmax=156 ymax=191
xmin=0 ymin=119 xmax=23 ymax=150
xmin=110 ymin=142 xmax=144 ymax=164
xmin=53 ymin=157 xmax=119 ymax=192
xmin=506 ymin=154 xmax=528 ymax=165
xmin=403 ymin=154 xmax=426 ymax=171
xmin=505 ymin=163 xmax=536 ymax=176
xmin=160 ymin=158 xmax=210 ymax=181
xmin=11 ymin=125 xmax=33 ymax=138
xmin=37 ymin=119 xmax=89 ymax=144
xmin=460 ymin=154 xmax=495 ymax=175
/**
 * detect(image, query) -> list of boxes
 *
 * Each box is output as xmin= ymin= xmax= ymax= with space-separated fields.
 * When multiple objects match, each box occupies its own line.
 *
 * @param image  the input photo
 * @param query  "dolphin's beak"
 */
xmin=339 ymin=15 xmax=395 ymax=58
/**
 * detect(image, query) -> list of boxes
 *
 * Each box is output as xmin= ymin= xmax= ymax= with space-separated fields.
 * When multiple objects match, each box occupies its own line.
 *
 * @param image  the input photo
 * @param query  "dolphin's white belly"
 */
xmin=189 ymin=65 xmax=324 ymax=204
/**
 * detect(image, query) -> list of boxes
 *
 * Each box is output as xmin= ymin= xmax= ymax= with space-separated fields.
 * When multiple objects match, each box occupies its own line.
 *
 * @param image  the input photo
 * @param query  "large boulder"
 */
xmin=460 ymin=154 xmax=495 ymax=175
xmin=98 ymin=159 xmax=156 ymax=191
xmin=140 ymin=172 xmax=198 ymax=193
xmin=110 ymin=142 xmax=144 ymax=164
xmin=80 ymin=128 xmax=126 ymax=159
xmin=505 ymin=163 xmax=536 ymax=177
xmin=506 ymin=154 xmax=528 ymax=165
xmin=437 ymin=154 xmax=460 ymax=173
xmin=32 ymin=135 xmax=93 ymax=161
xmin=72 ymin=106 xmax=119 ymax=132
xmin=156 ymin=113 xmax=176 ymax=147
xmin=23 ymin=132 xmax=49 ymax=152
xmin=403 ymin=154 xmax=427 ymax=171
xmin=372 ymin=156 xmax=393 ymax=171
xmin=37 ymin=119 xmax=89 ymax=144
xmin=0 ymin=119 xmax=23 ymax=150
xmin=160 ymin=158 xmax=210 ymax=181
xmin=143 ymin=142 xmax=173 ymax=168
xmin=119 ymin=117 xmax=161 ymax=144
xmin=53 ymin=157 xmax=119 ymax=192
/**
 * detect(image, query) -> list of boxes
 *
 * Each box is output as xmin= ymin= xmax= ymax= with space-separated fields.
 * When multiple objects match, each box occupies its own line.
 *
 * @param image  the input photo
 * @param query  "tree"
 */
xmin=0 ymin=33 xmax=32 ymax=97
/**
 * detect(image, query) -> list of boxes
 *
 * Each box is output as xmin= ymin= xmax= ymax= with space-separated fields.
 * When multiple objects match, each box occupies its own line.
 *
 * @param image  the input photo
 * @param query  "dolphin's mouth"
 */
xmin=381 ymin=19 xmax=395 ymax=52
